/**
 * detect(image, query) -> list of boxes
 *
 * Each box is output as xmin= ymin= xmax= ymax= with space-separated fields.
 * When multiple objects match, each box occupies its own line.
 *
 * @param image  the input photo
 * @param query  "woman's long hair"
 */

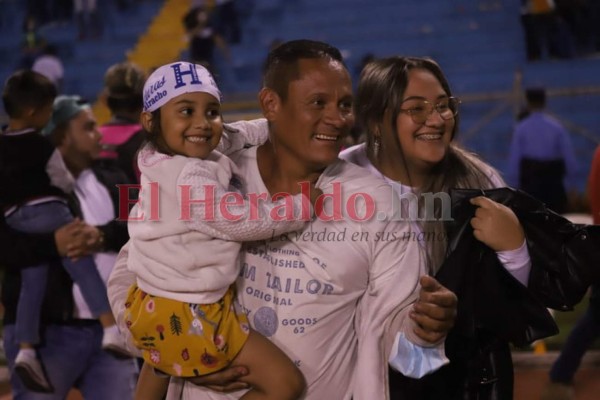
xmin=355 ymin=56 xmax=499 ymax=272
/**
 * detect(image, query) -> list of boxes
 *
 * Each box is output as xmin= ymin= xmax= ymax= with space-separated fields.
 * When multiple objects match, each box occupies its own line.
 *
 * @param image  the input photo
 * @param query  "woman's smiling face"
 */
xmin=384 ymin=68 xmax=455 ymax=174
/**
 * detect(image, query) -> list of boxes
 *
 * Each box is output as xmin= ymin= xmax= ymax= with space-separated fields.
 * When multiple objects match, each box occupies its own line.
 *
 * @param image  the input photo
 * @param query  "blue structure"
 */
xmin=2 ymin=0 xmax=599 ymax=192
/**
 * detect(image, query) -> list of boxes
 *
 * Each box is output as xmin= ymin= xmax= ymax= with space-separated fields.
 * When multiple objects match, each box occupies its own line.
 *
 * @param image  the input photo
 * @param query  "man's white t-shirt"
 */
xmin=168 ymin=147 xmax=428 ymax=399
xmin=72 ymin=169 xmax=116 ymax=318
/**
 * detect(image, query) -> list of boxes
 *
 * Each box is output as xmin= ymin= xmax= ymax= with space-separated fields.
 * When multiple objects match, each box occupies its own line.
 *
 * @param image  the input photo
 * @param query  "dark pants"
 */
xmin=521 ymin=12 xmax=574 ymax=60
xmin=549 ymin=285 xmax=600 ymax=383
xmin=519 ymin=158 xmax=567 ymax=214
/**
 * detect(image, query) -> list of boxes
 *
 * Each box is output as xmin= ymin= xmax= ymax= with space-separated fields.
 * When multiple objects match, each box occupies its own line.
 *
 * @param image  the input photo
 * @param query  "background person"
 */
xmin=507 ymin=86 xmax=578 ymax=214
xmin=0 ymin=94 xmax=137 ymax=400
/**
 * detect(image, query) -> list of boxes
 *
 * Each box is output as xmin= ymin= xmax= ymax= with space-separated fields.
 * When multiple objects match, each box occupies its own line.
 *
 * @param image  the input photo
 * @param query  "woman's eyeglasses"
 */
xmin=399 ymin=97 xmax=460 ymax=124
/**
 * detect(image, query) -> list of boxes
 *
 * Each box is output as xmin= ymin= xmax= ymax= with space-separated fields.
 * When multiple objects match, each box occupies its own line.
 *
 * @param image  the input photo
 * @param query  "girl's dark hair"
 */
xmin=143 ymin=110 xmax=172 ymax=155
xmin=355 ymin=56 xmax=497 ymax=272
xmin=2 ymin=70 xmax=57 ymax=118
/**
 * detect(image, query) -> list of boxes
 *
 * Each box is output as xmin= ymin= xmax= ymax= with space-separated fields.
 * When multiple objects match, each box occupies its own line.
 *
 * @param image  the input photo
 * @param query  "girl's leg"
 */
xmin=134 ymin=362 xmax=169 ymax=400
xmin=232 ymin=329 xmax=305 ymax=400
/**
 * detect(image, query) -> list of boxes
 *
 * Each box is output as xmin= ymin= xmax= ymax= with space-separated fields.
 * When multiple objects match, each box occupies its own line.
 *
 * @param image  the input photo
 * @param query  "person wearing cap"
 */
xmin=0 ymin=89 xmax=137 ymax=399
xmin=98 ymin=61 xmax=147 ymax=184
xmin=507 ymin=87 xmax=579 ymax=214
xmin=121 ymin=61 xmax=320 ymax=400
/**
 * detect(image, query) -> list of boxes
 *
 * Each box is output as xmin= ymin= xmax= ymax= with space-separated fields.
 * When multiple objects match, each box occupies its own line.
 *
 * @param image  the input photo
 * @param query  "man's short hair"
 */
xmin=525 ymin=87 xmax=546 ymax=107
xmin=262 ymin=39 xmax=344 ymax=102
xmin=2 ymin=70 xmax=57 ymax=118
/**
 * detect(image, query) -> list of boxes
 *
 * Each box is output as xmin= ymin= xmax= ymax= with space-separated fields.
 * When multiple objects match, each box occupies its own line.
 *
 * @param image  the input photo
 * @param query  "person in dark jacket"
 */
xmin=0 ymin=95 xmax=137 ymax=399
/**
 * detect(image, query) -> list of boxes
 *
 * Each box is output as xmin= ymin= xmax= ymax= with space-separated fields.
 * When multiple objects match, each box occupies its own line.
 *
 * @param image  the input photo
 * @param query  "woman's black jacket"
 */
xmin=389 ymin=187 xmax=600 ymax=400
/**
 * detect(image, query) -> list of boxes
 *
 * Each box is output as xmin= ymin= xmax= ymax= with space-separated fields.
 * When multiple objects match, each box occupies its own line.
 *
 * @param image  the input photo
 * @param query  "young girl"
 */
xmin=125 ymin=62 xmax=315 ymax=399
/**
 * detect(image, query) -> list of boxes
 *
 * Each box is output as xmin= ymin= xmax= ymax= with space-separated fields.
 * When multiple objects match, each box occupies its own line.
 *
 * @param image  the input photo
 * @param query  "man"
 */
xmin=0 ymin=96 xmax=137 ymax=399
xmin=507 ymin=87 xmax=578 ymax=214
xmin=108 ymin=40 xmax=456 ymax=399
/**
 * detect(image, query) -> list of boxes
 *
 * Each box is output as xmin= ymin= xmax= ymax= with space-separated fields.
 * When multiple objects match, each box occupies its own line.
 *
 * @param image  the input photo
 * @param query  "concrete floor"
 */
xmin=0 ymin=352 xmax=598 ymax=399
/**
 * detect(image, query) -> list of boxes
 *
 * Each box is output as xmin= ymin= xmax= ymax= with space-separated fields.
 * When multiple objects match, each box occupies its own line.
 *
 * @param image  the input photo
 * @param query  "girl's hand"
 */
xmin=469 ymin=196 xmax=525 ymax=251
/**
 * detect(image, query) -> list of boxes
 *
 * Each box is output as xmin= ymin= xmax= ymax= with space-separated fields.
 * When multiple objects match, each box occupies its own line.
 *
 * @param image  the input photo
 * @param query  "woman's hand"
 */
xmin=187 ymin=365 xmax=250 ymax=393
xmin=469 ymin=196 xmax=525 ymax=251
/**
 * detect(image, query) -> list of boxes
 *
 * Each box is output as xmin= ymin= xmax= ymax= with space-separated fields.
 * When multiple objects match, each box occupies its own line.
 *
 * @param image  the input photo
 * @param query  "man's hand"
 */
xmin=80 ymin=225 xmax=105 ymax=253
xmin=54 ymin=219 xmax=103 ymax=260
xmin=410 ymin=275 xmax=457 ymax=344
xmin=187 ymin=365 xmax=250 ymax=393
xmin=54 ymin=218 xmax=88 ymax=257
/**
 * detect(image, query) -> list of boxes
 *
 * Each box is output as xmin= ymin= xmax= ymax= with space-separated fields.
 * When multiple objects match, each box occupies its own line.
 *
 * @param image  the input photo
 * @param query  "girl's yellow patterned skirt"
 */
xmin=124 ymin=284 xmax=250 ymax=377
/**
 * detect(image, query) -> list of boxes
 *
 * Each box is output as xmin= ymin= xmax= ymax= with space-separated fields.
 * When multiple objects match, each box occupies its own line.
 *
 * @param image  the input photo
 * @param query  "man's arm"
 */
xmin=350 ymin=208 xmax=455 ymax=399
xmin=106 ymin=242 xmax=142 ymax=357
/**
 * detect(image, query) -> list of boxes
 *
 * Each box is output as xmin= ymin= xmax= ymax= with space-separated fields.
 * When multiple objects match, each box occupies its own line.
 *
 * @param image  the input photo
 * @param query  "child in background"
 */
xmin=98 ymin=61 xmax=147 ymax=184
xmin=125 ymin=61 xmax=316 ymax=399
xmin=0 ymin=71 xmax=128 ymax=393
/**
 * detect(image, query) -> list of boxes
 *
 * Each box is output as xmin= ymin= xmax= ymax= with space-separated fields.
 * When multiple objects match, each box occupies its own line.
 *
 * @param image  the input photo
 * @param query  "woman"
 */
xmin=339 ymin=56 xmax=534 ymax=399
